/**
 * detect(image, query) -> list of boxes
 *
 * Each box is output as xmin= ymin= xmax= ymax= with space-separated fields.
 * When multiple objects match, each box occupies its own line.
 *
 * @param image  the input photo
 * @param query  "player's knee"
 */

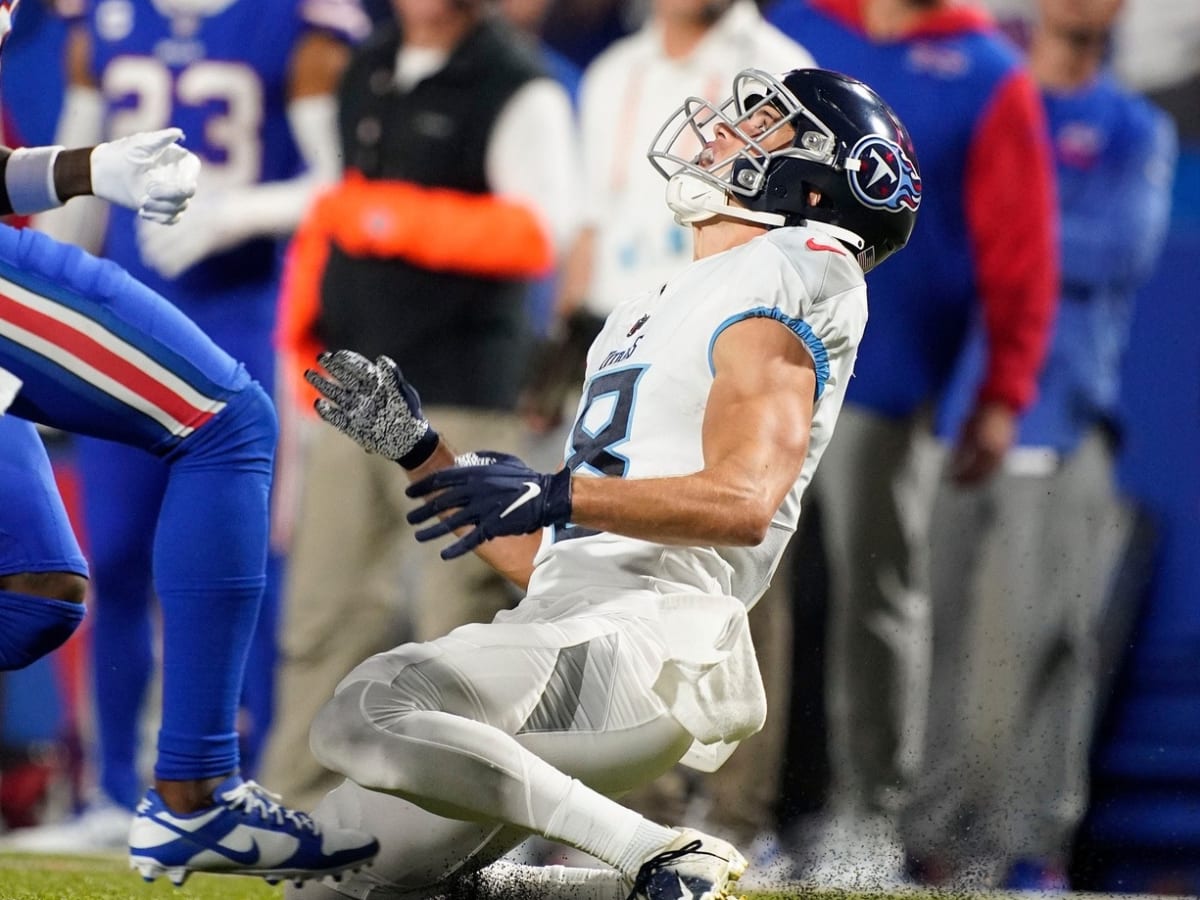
xmin=241 ymin=378 xmax=278 ymax=436
xmin=0 ymin=575 xmax=87 ymax=671
xmin=185 ymin=380 xmax=278 ymax=468
xmin=309 ymin=681 xmax=426 ymax=791
xmin=309 ymin=681 xmax=372 ymax=776
xmin=223 ymin=380 xmax=279 ymax=455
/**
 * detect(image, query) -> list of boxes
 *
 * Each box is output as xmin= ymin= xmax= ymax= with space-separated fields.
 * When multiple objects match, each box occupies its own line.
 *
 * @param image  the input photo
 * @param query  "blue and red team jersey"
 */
xmin=767 ymin=0 xmax=1058 ymax=418
xmin=936 ymin=73 xmax=1177 ymax=453
xmin=68 ymin=0 xmax=368 ymax=337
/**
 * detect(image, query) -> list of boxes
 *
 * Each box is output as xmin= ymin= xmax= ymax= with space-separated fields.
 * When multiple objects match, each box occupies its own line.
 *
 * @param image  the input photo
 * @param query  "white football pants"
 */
xmin=305 ymin=614 xmax=695 ymax=896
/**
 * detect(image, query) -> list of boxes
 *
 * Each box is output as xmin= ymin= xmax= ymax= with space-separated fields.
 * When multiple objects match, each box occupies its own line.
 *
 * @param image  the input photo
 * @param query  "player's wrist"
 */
xmin=544 ymin=467 xmax=573 ymax=527
xmin=4 ymin=146 xmax=66 ymax=214
xmin=54 ymin=148 xmax=95 ymax=202
xmin=396 ymin=425 xmax=441 ymax=470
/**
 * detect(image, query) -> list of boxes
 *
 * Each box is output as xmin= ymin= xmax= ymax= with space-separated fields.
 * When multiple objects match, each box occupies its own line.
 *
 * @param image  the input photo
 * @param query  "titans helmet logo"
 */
xmin=846 ymin=135 xmax=922 ymax=213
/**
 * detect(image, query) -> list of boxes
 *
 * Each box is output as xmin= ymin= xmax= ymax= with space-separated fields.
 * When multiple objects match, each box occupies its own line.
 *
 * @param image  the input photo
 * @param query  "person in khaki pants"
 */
xmin=262 ymin=0 xmax=578 ymax=809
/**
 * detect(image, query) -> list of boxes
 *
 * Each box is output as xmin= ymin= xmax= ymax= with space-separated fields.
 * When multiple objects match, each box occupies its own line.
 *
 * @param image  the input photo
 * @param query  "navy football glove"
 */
xmin=305 ymin=350 xmax=439 ymax=469
xmin=406 ymin=452 xmax=573 ymax=560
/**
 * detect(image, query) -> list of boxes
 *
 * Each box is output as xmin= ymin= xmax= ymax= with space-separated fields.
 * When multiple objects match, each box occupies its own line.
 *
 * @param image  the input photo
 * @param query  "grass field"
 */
xmin=0 ymin=853 xmax=1147 ymax=900
xmin=0 ymin=853 xmax=282 ymax=900
xmin=0 ymin=852 xmax=939 ymax=900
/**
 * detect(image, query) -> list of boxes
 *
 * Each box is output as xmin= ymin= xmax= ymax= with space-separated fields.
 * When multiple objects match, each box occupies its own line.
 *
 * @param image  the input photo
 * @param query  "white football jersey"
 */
xmin=526 ymin=224 xmax=867 ymax=611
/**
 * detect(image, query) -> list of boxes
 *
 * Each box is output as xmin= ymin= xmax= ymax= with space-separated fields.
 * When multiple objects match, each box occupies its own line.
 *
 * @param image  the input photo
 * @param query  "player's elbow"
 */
xmin=723 ymin=500 xmax=776 ymax=546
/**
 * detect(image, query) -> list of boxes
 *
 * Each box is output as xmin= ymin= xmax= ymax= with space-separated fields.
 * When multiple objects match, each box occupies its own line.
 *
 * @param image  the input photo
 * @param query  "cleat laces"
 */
xmin=628 ymin=839 xmax=718 ymax=900
xmin=222 ymin=780 xmax=321 ymax=834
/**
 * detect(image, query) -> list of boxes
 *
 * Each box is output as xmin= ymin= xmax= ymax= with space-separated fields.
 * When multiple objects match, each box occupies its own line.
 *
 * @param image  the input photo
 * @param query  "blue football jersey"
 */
xmin=79 ymin=0 xmax=366 ymax=306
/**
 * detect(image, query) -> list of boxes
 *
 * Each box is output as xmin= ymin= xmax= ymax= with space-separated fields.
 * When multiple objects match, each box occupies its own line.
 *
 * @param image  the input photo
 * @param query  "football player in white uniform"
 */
xmin=294 ymin=68 xmax=922 ymax=900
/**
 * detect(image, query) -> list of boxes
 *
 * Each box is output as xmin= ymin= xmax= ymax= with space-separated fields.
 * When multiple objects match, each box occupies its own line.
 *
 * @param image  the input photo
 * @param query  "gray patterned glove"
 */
xmin=305 ymin=350 xmax=439 ymax=469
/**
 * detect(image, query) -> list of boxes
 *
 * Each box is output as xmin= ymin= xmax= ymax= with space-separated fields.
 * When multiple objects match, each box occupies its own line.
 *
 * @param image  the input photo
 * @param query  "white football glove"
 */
xmin=136 ymin=190 xmax=245 ymax=278
xmin=0 ymin=366 xmax=21 ymax=415
xmin=90 ymin=128 xmax=201 ymax=225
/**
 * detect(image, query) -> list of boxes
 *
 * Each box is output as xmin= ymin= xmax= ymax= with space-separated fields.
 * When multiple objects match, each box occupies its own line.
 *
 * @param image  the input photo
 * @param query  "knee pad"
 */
xmin=0 ymin=590 xmax=85 ymax=671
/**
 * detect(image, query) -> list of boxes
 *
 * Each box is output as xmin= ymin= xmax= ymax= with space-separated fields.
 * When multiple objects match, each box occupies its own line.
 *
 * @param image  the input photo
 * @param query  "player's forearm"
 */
xmin=0 ymin=145 xmax=95 ymax=217
xmin=407 ymin=438 xmax=541 ymax=589
xmin=568 ymin=467 xmax=783 ymax=548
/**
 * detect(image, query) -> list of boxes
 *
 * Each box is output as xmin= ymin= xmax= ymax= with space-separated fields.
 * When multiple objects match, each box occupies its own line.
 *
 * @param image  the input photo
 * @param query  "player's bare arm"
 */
xmin=400 ymin=315 xmax=817 ymax=560
xmin=64 ymin=18 xmax=96 ymax=88
xmin=289 ymin=29 xmax=353 ymax=98
xmin=570 ymin=315 xmax=815 ymax=546
xmin=393 ymin=315 xmax=815 ymax=581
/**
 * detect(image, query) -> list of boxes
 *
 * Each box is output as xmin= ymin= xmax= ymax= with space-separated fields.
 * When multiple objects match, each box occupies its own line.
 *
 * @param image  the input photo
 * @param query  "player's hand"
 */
xmin=519 ymin=309 xmax=603 ymax=433
xmin=304 ymin=350 xmax=439 ymax=468
xmin=136 ymin=191 xmax=243 ymax=278
xmin=0 ymin=367 xmax=21 ymax=415
xmin=90 ymin=128 xmax=200 ymax=224
xmin=406 ymin=453 xmax=573 ymax=560
xmin=949 ymin=400 xmax=1016 ymax=485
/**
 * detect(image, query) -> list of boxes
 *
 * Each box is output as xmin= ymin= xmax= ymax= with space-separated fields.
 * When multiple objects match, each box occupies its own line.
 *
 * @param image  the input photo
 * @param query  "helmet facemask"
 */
xmin=648 ymin=69 xmax=841 ymax=228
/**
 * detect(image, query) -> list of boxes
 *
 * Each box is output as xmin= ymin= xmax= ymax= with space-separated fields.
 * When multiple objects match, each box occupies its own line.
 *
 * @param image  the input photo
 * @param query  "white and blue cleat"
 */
xmin=129 ymin=775 xmax=379 ymax=887
xmin=627 ymin=828 xmax=748 ymax=900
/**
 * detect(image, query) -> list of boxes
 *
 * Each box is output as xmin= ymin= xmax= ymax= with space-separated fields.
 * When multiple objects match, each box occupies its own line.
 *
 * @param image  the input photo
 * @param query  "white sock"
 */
xmin=543 ymin=780 xmax=676 ymax=877
xmin=612 ymin=820 xmax=679 ymax=878
xmin=478 ymin=859 xmax=625 ymax=900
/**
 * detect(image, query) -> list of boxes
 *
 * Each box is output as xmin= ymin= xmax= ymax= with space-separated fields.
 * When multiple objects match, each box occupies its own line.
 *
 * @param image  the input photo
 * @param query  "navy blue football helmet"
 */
xmin=648 ymin=67 xmax=921 ymax=272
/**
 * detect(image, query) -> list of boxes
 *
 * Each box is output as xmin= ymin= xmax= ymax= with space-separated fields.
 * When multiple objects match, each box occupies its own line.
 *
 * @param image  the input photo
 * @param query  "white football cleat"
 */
xmin=627 ymin=828 xmax=748 ymax=900
xmin=128 ymin=775 xmax=378 ymax=887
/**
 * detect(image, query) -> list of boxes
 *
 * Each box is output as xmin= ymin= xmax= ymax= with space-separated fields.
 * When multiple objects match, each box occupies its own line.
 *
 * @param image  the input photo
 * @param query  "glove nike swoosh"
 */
xmin=499 ymin=481 xmax=542 ymax=519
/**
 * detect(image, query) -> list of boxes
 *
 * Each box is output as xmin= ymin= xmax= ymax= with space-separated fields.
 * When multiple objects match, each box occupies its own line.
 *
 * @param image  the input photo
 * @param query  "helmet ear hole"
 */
xmin=803 ymin=183 xmax=828 ymax=208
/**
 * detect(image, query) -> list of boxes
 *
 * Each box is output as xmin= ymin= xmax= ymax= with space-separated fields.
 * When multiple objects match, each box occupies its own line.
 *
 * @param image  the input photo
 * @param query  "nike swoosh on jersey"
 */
xmin=500 ymin=481 xmax=541 ymax=518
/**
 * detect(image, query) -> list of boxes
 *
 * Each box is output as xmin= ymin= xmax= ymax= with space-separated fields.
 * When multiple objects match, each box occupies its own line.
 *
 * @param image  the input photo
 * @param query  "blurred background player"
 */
xmin=263 ymin=0 xmax=576 ymax=811
xmin=0 ymin=0 xmax=379 ymax=880
xmin=765 ymin=0 xmax=1058 ymax=886
xmin=0 ymin=0 xmax=368 ymax=853
xmin=906 ymin=0 xmax=1177 ymax=888
xmin=519 ymin=1 xmax=812 ymax=877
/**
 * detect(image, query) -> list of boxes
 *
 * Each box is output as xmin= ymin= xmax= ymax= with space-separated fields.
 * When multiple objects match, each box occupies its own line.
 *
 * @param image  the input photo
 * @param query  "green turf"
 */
xmin=0 ymin=854 xmax=973 ymax=900
xmin=0 ymin=852 xmax=283 ymax=900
